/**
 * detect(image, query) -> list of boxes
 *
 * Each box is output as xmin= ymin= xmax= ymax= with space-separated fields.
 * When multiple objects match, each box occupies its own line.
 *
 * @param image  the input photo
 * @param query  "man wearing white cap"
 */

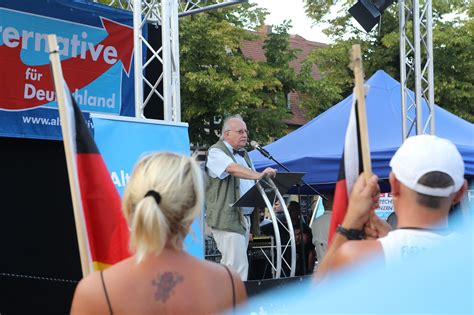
xmin=316 ymin=135 xmax=467 ymax=276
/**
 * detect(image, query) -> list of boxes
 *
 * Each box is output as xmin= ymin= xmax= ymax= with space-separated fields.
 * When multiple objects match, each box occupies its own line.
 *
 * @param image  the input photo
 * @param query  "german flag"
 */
xmin=68 ymin=92 xmax=130 ymax=270
xmin=49 ymin=33 xmax=130 ymax=274
xmin=327 ymin=96 xmax=363 ymax=245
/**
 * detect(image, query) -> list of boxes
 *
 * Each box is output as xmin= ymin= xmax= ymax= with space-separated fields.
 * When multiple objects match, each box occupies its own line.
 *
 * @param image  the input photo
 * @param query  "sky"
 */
xmin=250 ymin=0 xmax=330 ymax=44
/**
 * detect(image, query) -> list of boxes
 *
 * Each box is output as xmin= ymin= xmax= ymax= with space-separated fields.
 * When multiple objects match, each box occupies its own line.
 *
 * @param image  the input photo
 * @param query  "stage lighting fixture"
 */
xmin=349 ymin=0 xmax=396 ymax=32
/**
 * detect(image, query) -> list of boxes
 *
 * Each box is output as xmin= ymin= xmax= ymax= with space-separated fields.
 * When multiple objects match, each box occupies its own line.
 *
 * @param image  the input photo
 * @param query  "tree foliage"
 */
xmin=180 ymin=4 xmax=297 ymax=147
xmin=300 ymin=0 xmax=473 ymax=122
xmin=263 ymin=21 xmax=300 ymax=96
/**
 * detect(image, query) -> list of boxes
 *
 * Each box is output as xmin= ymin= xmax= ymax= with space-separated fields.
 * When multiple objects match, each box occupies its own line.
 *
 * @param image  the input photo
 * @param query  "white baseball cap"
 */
xmin=390 ymin=135 xmax=465 ymax=197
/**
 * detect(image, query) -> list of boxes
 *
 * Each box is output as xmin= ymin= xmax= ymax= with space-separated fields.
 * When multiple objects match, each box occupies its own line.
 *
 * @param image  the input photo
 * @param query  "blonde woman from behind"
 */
xmin=71 ymin=152 xmax=247 ymax=314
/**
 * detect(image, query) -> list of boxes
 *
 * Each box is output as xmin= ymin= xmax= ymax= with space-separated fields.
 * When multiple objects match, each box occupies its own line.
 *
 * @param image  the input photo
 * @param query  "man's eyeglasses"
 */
xmin=227 ymin=129 xmax=249 ymax=135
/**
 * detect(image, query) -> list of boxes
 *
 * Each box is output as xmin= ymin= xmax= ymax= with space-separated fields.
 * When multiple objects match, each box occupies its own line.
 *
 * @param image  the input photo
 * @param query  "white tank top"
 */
xmin=378 ymin=229 xmax=454 ymax=267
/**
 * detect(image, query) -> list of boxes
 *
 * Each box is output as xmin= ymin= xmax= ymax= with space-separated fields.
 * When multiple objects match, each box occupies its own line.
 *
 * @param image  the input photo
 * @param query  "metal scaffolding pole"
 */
xmin=399 ymin=0 xmax=435 ymax=140
xmin=96 ymin=0 xmax=246 ymax=122
xmin=161 ymin=0 xmax=174 ymax=121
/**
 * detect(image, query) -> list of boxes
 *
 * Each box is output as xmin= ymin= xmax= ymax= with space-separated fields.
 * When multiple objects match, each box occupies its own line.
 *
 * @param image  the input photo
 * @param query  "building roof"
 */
xmin=240 ymin=27 xmax=326 ymax=127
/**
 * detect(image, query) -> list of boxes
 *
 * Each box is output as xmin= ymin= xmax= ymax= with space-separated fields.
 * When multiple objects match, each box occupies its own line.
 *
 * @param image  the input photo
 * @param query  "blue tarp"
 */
xmin=250 ymin=70 xmax=474 ymax=189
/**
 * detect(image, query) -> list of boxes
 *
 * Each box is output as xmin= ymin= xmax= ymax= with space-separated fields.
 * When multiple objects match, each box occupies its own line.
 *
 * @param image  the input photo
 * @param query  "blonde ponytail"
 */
xmin=122 ymin=152 xmax=204 ymax=262
xmin=130 ymin=197 xmax=169 ymax=262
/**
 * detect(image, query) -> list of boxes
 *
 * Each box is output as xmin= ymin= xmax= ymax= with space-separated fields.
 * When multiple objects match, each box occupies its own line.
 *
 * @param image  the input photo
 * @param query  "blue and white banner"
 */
xmin=375 ymin=193 xmax=394 ymax=220
xmin=0 ymin=0 xmax=142 ymax=140
xmin=92 ymin=114 xmax=204 ymax=258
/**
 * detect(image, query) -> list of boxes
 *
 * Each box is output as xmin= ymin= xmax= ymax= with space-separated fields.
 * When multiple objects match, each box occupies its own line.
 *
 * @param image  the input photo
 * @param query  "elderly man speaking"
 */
xmin=205 ymin=114 xmax=276 ymax=280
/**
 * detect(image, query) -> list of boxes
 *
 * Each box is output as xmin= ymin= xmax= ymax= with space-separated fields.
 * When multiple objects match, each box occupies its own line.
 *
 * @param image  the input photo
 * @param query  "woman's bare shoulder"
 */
xmin=190 ymin=257 xmax=232 ymax=280
xmin=195 ymin=259 xmax=247 ymax=304
xmin=70 ymin=258 xmax=135 ymax=314
xmin=70 ymin=271 xmax=107 ymax=314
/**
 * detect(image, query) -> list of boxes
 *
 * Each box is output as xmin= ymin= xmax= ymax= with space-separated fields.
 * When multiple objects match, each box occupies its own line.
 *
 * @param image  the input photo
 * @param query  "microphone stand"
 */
xmin=255 ymin=147 xmax=327 ymax=277
xmin=297 ymin=189 xmax=306 ymax=275
xmin=256 ymin=148 xmax=327 ymax=201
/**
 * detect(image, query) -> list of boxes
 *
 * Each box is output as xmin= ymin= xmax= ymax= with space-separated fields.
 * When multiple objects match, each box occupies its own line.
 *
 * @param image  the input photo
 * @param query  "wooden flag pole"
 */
xmin=48 ymin=34 xmax=92 ymax=277
xmin=350 ymin=44 xmax=373 ymax=181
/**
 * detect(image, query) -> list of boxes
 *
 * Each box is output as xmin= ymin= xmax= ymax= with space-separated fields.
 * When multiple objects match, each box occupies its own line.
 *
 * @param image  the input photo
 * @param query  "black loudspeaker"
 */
xmin=247 ymin=237 xmax=274 ymax=280
xmin=349 ymin=0 xmax=396 ymax=32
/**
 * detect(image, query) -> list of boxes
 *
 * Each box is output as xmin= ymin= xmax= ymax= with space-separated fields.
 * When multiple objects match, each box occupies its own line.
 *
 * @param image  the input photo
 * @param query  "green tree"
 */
xmin=433 ymin=16 xmax=474 ymax=122
xmin=263 ymin=21 xmax=300 ymax=98
xmin=300 ymin=0 xmax=473 ymax=122
xmin=180 ymin=4 xmax=295 ymax=147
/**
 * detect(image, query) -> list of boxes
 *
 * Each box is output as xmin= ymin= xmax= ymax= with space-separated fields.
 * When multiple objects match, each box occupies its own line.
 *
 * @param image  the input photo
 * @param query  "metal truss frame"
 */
xmin=256 ymin=179 xmax=297 ymax=279
xmin=399 ymin=0 xmax=435 ymax=139
xmin=96 ymin=0 xmax=246 ymax=122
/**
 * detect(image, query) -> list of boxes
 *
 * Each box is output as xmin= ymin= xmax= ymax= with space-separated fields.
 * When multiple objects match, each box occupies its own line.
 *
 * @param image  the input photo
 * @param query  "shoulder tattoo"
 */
xmin=152 ymin=271 xmax=184 ymax=303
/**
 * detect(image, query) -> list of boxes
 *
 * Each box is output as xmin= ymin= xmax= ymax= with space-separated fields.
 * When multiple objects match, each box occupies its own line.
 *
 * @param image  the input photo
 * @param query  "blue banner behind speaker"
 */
xmin=91 ymin=115 xmax=204 ymax=259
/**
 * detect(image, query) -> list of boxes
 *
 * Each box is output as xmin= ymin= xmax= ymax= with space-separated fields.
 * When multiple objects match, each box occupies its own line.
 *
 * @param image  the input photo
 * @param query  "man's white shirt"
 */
xmin=207 ymin=141 xmax=255 ymax=215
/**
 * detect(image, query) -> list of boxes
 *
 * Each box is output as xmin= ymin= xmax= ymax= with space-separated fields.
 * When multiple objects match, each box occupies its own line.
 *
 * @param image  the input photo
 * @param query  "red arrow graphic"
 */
xmin=0 ymin=17 xmax=133 ymax=111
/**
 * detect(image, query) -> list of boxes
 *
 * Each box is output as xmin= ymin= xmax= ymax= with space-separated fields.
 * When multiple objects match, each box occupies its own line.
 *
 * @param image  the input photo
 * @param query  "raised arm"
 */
xmin=315 ymin=174 xmax=382 ymax=280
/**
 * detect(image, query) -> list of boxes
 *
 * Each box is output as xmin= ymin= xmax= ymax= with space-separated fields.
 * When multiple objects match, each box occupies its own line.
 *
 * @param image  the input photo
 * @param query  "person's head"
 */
xmin=273 ymin=199 xmax=283 ymax=213
xmin=294 ymin=228 xmax=302 ymax=244
xmin=288 ymin=201 xmax=300 ymax=224
xmin=122 ymin=152 xmax=204 ymax=262
xmin=389 ymin=135 xmax=467 ymax=211
xmin=221 ymin=114 xmax=248 ymax=150
xmin=258 ymin=207 xmax=266 ymax=222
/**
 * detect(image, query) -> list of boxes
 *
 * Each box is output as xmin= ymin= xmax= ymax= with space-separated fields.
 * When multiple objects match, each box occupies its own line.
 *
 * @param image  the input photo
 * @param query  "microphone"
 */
xmin=250 ymin=141 xmax=272 ymax=159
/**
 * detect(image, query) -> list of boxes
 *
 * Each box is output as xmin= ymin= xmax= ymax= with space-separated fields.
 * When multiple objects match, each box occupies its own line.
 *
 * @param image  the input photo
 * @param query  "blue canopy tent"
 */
xmin=250 ymin=70 xmax=474 ymax=192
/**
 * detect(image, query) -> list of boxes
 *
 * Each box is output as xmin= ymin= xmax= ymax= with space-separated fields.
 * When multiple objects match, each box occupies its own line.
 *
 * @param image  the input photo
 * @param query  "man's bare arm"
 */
xmin=226 ymin=163 xmax=276 ymax=180
xmin=315 ymin=174 xmax=381 ymax=280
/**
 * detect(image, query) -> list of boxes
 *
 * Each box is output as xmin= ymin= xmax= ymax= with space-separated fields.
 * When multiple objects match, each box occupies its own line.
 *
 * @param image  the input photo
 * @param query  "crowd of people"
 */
xmin=70 ymin=113 xmax=468 ymax=314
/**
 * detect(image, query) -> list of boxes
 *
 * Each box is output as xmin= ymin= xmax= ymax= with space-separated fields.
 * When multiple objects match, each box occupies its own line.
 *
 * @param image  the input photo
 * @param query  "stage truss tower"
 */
xmin=399 ymin=0 xmax=435 ymax=139
xmin=96 ymin=0 xmax=246 ymax=122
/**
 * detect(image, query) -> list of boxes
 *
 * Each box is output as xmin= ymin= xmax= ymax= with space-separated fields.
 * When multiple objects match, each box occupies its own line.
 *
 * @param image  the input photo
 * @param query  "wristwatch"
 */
xmin=336 ymin=225 xmax=365 ymax=240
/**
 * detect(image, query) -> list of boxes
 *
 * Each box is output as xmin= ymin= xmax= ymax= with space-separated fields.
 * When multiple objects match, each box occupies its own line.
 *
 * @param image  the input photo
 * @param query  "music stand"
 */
xmin=233 ymin=172 xmax=305 ymax=208
xmin=232 ymin=172 xmax=304 ymax=278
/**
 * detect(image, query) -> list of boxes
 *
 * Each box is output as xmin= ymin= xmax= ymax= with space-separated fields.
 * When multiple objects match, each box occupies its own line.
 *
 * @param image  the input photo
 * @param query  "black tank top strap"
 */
xmin=100 ymin=270 xmax=114 ymax=315
xmin=222 ymin=265 xmax=236 ymax=310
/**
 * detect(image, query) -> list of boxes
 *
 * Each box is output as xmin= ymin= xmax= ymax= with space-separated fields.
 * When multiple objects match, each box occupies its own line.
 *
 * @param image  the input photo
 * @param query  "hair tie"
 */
xmin=145 ymin=190 xmax=161 ymax=205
